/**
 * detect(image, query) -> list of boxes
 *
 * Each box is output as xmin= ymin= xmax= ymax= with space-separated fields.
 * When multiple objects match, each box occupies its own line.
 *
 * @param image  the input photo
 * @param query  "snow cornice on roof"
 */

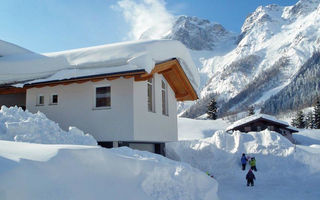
xmin=0 ymin=40 xmax=200 ymax=97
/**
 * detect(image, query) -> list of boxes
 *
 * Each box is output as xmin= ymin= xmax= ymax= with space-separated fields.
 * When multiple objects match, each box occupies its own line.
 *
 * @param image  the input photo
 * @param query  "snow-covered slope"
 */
xmin=178 ymin=117 xmax=230 ymax=140
xmin=167 ymin=125 xmax=320 ymax=200
xmin=0 ymin=106 xmax=96 ymax=145
xmin=144 ymin=0 xmax=320 ymax=118
xmin=0 ymin=140 xmax=218 ymax=200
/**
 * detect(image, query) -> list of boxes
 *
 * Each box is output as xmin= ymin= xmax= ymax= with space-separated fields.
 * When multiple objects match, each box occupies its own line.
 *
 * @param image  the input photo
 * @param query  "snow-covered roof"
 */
xmin=226 ymin=114 xmax=290 ymax=130
xmin=285 ymin=126 xmax=299 ymax=132
xmin=1 ymin=40 xmax=199 ymax=92
xmin=0 ymin=40 xmax=68 ymax=85
xmin=0 ymin=40 xmax=32 ymax=56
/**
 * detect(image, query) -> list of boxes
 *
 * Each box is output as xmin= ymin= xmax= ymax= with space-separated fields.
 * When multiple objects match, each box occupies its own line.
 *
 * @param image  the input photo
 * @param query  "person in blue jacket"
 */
xmin=241 ymin=153 xmax=248 ymax=170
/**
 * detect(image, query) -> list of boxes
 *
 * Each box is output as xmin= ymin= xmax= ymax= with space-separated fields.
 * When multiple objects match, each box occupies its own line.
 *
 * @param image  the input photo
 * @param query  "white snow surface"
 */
xmin=0 ymin=141 xmax=218 ymax=200
xmin=226 ymin=114 xmax=292 ymax=130
xmin=1 ymin=39 xmax=199 ymax=92
xmin=41 ymin=40 xmax=199 ymax=91
xmin=0 ymin=106 xmax=96 ymax=145
xmin=178 ymin=117 xmax=230 ymax=140
xmin=293 ymin=129 xmax=320 ymax=145
xmin=167 ymin=125 xmax=320 ymax=200
xmin=0 ymin=40 xmax=67 ymax=85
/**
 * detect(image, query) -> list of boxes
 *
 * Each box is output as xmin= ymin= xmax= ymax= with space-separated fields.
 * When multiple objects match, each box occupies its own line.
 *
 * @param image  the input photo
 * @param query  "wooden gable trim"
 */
xmin=0 ymin=87 xmax=26 ymax=95
xmin=134 ymin=59 xmax=198 ymax=101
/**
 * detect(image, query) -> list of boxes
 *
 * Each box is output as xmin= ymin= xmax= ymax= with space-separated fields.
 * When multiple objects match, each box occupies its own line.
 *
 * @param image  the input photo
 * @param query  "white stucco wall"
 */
xmin=26 ymin=73 xmax=178 ymax=143
xmin=133 ymin=73 xmax=178 ymax=142
xmin=26 ymin=78 xmax=134 ymax=141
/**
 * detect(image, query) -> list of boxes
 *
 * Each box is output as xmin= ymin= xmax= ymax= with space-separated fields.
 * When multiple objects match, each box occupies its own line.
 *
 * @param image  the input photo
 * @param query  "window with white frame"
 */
xmin=37 ymin=95 xmax=44 ymax=106
xmin=95 ymin=86 xmax=111 ymax=108
xmin=161 ymin=79 xmax=168 ymax=116
xmin=147 ymin=78 xmax=155 ymax=112
xmin=50 ymin=94 xmax=58 ymax=105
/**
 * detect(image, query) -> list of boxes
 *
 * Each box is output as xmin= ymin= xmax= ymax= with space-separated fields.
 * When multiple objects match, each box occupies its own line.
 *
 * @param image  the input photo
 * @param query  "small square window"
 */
xmin=50 ymin=94 xmax=58 ymax=104
xmin=95 ymin=86 xmax=111 ymax=108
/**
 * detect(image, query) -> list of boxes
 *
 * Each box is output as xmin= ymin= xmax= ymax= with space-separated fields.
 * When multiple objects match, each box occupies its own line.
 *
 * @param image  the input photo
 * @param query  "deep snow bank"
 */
xmin=293 ymin=129 xmax=320 ymax=145
xmin=178 ymin=117 xmax=229 ymax=140
xmin=0 ymin=106 xmax=96 ymax=145
xmin=0 ymin=140 xmax=218 ymax=200
xmin=166 ymin=130 xmax=320 ymax=200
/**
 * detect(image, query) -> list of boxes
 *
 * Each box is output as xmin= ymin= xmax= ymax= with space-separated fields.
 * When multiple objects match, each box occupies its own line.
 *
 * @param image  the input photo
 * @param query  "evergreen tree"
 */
xmin=305 ymin=111 xmax=315 ymax=129
xmin=207 ymin=98 xmax=217 ymax=120
xmin=314 ymin=99 xmax=320 ymax=129
xmin=292 ymin=111 xmax=305 ymax=128
xmin=248 ymin=106 xmax=255 ymax=116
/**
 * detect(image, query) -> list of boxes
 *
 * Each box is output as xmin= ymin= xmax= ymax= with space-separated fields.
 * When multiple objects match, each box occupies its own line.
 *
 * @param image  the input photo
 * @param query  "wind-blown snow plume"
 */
xmin=114 ymin=0 xmax=174 ymax=39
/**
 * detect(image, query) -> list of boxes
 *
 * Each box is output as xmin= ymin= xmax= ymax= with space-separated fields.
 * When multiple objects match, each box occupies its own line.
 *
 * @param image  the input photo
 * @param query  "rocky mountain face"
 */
xmin=141 ymin=0 xmax=320 ymax=118
xmin=163 ymin=16 xmax=235 ymax=51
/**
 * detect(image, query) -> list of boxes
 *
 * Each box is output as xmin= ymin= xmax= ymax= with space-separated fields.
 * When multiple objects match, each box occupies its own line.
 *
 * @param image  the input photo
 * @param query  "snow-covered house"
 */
xmin=226 ymin=114 xmax=298 ymax=143
xmin=0 ymin=40 xmax=199 ymax=154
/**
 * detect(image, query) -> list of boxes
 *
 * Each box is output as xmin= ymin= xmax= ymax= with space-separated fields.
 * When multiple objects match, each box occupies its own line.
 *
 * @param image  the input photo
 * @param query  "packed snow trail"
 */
xmin=167 ymin=130 xmax=320 ymax=200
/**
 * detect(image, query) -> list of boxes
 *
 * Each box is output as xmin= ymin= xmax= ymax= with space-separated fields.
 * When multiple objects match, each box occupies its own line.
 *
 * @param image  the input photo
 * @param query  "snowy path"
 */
xmin=167 ymin=128 xmax=320 ymax=200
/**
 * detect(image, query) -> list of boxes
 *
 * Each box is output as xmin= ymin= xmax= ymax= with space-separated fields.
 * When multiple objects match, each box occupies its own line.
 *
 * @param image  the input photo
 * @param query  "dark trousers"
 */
xmin=247 ymin=179 xmax=254 ymax=186
xmin=242 ymin=164 xmax=246 ymax=170
xmin=251 ymin=166 xmax=257 ymax=171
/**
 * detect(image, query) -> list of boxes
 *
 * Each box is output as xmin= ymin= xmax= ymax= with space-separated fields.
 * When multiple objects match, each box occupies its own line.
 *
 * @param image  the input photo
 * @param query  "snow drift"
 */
xmin=167 ymin=129 xmax=320 ymax=200
xmin=0 ymin=106 xmax=96 ymax=145
xmin=0 ymin=140 xmax=218 ymax=200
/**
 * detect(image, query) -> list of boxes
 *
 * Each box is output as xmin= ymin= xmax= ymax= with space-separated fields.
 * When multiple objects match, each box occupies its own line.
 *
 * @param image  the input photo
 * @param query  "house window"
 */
xmin=161 ymin=79 xmax=168 ymax=116
xmin=268 ymin=126 xmax=274 ymax=131
xmin=244 ymin=126 xmax=251 ymax=132
xmin=257 ymin=126 xmax=261 ymax=131
xmin=50 ymin=94 xmax=58 ymax=105
xmin=147 ymin=78 xmax=155 ymax=112
xmin=95 ymin=86 xmax=111 ymax=108
xmin=37 ymin=95 xmax=44 ymax=106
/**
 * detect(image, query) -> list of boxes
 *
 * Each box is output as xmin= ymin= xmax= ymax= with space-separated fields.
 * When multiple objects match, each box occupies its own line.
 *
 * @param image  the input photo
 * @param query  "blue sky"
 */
xmin=0 ymin=0 xmax=298 ymax=53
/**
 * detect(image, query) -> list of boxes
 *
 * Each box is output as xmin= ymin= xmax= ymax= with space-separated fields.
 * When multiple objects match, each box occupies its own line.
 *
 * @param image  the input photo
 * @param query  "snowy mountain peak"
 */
xmin=283 ymin=0 xmax=320 ymax=19
xmin=181 ymin=0 xmax=320 ymax=118
xmin=164 ymin=15 xmax=236 ymax=51
xmin=139 ymin=15 xmax=236 ymax=51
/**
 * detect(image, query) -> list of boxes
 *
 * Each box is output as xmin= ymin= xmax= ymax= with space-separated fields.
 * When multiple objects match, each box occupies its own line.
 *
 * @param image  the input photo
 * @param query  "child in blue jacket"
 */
xmin=241 ymin=153 xmax=248 ymax=170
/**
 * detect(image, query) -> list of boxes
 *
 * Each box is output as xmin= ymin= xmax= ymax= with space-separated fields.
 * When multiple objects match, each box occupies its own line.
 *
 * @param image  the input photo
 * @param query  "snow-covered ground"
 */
xmin=0 ymin=108 xmax=319 ymax=200
xmin=168 ymin=119 xmax=320 ymax=200
xmin=0 ymin=106 xmax=96 ymax=145
xmin=0 ymin=140 xmax=217 ymax=200
xmin=178 ymin=117 xmax=230 ymax=140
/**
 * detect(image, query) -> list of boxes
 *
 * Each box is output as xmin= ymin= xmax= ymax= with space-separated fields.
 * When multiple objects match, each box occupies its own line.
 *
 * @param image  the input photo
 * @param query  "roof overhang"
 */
xmin=0 ymin=59 xmax=198 ymax=101
xmin=135 ymin=59 xmax=198 ymax=101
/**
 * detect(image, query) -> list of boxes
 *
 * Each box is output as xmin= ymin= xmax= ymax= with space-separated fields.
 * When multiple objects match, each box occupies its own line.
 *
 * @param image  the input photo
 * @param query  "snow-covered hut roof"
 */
xmin=7 ymin=40 xmax=199 ymax=93
xmin=226 ymin=114 xmax=290 ymax=131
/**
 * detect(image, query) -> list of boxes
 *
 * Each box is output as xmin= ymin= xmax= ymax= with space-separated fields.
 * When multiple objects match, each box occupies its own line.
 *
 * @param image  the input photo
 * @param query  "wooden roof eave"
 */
xmin=135 ymin=59 xmax=198 ymax=101
xmin=0 ymin=59 xmax=199 ymax=102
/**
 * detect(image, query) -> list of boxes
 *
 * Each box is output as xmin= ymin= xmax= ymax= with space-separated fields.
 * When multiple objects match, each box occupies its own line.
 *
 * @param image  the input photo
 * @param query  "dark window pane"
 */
xmin=52 ymin=95 xmax=58 ymax=104
xmin=96 ymin=86 xmax=111 ymax=107
xmin=39 ymin=96 xmax=44 ymax=105
xmin=148 ymin=83 xmax=153 ymax=111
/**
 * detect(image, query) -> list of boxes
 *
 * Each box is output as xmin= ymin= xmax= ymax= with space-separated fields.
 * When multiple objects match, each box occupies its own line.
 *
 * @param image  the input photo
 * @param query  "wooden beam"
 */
xmin=0 ymin=87 xmax=26 ymax=95
xmin=123 ymin=75 xmax=134 ymax=79
xmin=106 ymin=77 xmax=119 ymax=81
xmin=175 ymin=93 xmax=188 ymax=98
